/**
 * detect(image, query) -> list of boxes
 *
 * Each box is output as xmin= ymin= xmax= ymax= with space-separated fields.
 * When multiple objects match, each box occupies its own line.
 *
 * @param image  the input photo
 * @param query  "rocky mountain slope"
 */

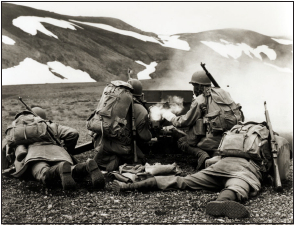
xmin=2 ymin=3 xmax=293 ymax=132
xmin=2 ymin=3 xmax=292 ymax=84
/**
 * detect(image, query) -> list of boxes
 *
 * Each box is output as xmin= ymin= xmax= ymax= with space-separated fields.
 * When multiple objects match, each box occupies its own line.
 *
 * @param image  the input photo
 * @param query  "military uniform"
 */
xmin=2 ymin=122 xmax=78 ymax=179
xmin=112 ymin=135 xmax=290 ymax=218
xmin=93 ymin=100 xmax=152 ymax=171
xmin=2 ymin=116 xmax=105 ymax=190
xmin=170 ymin=87 xmax=234 ymax=170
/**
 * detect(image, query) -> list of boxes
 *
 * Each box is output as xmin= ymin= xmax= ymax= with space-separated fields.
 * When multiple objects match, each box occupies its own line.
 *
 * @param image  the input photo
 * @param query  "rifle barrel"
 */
xmin=264 ymin=101 xmax=282 ymax=191
xmin=200 ymin=63 xmax=220 ymax=88
xmin=19 ymin=97 xmax=38 ymax=117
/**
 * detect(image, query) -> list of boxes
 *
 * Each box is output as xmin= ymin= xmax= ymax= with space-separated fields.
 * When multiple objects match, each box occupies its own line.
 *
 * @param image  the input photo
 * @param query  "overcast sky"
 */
xmin=10 ymin=2 xmax=293 ymax=38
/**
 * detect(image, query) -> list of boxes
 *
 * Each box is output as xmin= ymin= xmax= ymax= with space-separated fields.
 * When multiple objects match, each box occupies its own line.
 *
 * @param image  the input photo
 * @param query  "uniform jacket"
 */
xmin=94 ymin=100 xmax=152 ymax=155
xmin=170 ymin=87 xmax=230 ymax=149
xmin=2 ymin=122 xmax=79 ymax=178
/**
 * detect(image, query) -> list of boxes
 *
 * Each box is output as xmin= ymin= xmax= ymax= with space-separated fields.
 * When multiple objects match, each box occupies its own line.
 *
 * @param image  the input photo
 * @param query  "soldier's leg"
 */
xmin=31 ymin=161 xmax=76 ymax=190
xmin=93 ymin=137 xmax=123 ymax=172
xmin=71 ymin=159 xmax=105 ymax=189
xmin=155 ymin=171 xmax=223 ymax=190
xmin=93 ymin=141 xmax=119 ymax=171
xmin=178 ymin=136 xmax=210 ymax=171
xmin=206 ymin=178 xmax=250 ymax=218
xmin=31 ymin=161 xmax=50 ymax=182
xmin=112 ymin=177 xmax=158 ymax=193
xmin=112 ymin=170 xmax=222 ymax=192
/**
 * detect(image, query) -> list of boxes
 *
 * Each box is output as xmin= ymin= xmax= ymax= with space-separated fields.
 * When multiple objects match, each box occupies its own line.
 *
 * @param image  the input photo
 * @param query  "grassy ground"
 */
xmin=1 ymin=83 xmax=294 ymax=223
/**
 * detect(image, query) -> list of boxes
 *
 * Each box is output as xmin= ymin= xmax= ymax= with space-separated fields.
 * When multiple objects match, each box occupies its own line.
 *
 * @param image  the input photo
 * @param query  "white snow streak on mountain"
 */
xmin=264 ymin=63 xmax=292 ymax=73
xmin=157 ymin=35 xmax=190 ymax=51
xmin=70 ymin=20 xmax=190 ymax=51
xmin=271 ymin=38 xmax=293 ymax=45
xmin=47 ymin=61 xmax=96 ymax=82
xmin=201 ymin=40 xmax=276 ymax=60
xmin=2 ymin=58 xmax=95 ymax=85
xmin=135 ymin=61 xmax=157 ymax=80
xmin=12 ymin=16 xmax=83 ymax=39
xmin=2 ymin=35 xmax=15 ymax=45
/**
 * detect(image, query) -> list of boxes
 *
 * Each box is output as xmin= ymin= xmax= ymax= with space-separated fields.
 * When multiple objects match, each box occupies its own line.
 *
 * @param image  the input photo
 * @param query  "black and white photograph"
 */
xmin=1 ymin=2 xmax=293 ymax=223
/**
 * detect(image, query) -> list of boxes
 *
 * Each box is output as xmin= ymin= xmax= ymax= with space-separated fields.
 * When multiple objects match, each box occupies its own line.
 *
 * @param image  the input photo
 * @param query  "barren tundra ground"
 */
xmin=1 ymin=83 xmax=293 ymax=223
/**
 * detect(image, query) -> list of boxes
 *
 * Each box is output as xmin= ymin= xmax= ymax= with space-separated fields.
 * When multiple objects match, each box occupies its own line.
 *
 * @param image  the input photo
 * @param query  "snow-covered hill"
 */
xmin=2 ymin=3 xmax=293 ymax=132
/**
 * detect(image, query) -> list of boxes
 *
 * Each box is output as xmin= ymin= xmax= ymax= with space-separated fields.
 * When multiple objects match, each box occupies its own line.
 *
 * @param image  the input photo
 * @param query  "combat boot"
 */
xmin=111 ymin=177 xmax=157 ymax=193
xmin=72 ymin=159 xmax=105 ymax=189
xmin=206 ymin=189 xmax=250 ymax=218
xmin=43 ymin=161 xmax=76 ymax=190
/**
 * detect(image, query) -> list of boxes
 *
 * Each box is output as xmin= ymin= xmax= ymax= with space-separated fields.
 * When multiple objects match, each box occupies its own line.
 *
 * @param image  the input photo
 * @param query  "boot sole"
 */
xmin=86 ymin=159 xmax=105 ymax=189
xmin=60 ymin=162 xmax=76 ymax=190
xmin=206 ymin=200 xmax=249 ymax=218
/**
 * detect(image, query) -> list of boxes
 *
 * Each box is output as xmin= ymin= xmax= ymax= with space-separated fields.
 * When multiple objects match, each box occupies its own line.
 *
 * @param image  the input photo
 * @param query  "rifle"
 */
xmin=200 ymin=62 xmax=220 ymax=88
xmin=72 ymin=141 xmax=93 ymax=155
xmin=127 ymin=68 xmax=138 ymax=163
xmin=18 ymin=97 xmax=64 ymax=147
xmin=127 ymin=68 xmax=132 ymax=80
xmin=264 ymin=101 xmax=282 ymax=191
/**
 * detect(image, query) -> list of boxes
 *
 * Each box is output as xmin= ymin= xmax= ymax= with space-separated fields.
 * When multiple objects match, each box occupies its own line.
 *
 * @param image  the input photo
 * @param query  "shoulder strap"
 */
xmin=238 ymin=121 xmax=267 ymax=127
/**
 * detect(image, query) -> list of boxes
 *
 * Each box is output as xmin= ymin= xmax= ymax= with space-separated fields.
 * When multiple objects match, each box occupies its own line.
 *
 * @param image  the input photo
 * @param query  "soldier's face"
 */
xmin=193 ymin=84 xmax=200 ymax=95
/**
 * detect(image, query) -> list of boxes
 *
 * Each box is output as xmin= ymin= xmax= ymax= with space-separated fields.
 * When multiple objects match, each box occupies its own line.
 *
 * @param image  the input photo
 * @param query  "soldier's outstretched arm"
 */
xmin=56 ymin=124 xmax=79 ymax=153
xmin=169 ymin=100 xmax=202 ymax=128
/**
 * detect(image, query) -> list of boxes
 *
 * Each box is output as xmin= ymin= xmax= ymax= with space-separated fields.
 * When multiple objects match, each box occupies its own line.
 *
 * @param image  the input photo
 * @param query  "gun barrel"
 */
xmin=19 ymin=97 xmax=39 ymax=117
xmin=200 ymin=63 xmax=220 ymax=88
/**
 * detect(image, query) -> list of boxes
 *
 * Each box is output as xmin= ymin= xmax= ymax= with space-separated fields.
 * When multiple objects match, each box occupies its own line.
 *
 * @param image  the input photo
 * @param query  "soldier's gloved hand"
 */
xmin=162 ymin=110 xmax=176 ymax=122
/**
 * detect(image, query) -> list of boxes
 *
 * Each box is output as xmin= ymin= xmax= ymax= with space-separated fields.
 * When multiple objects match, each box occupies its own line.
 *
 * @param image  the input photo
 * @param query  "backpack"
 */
xmin=86 ymin=80 xmax=133 ymax=144
xmin=218 ymin=122 xmax=272 ymax=171
xmin=204 ymin=87 xmax=244 ymax=134
xmin=5 ymin=111 xmax=54 ymax=147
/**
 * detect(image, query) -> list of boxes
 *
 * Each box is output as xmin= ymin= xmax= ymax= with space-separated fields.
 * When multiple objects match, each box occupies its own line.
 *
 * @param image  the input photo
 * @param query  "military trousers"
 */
xmin=31 ymin=161 xmax=61 ymax=182
xmin=154 ymin=171 xmax=250 ymax=201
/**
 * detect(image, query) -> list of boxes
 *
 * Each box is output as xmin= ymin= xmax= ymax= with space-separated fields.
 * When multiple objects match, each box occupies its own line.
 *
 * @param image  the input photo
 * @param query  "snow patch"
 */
xmin=70 ymin=20 xmax=190 ymax=51
xmin=135 ymin=61 xmax=157 ymax=80
xmin=201 ymin=40 xmax=277 ymax=60
xmin=2 ymin=58 xmax=95 ymax=85
xmin=271 ymin=38 xmax=293 ymax=45
xmin=157 ymin=35 xmax=190 ymax=51
xmin=13 ymin=16 xmax=83 ymax=39
xmin=47 ymin=61 xmax=96 ymax=82
xmin=2 ymin=35 xmax=15 ymax=45
xmin=264 ymin=63 xmax=292 ymax=73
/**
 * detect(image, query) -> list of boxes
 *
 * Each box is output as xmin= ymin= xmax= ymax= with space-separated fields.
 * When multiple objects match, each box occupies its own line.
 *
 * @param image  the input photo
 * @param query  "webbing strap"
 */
xmin=98 ymin=116 xmax=104 ymax=146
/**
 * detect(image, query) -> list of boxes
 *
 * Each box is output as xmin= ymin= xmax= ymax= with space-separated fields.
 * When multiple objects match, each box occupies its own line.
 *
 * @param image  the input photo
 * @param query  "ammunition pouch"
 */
xmin=194 ymin=118 xmax=206 ymax=136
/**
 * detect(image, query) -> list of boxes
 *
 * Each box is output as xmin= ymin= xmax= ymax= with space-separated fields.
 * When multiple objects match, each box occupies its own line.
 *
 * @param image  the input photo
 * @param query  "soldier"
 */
xmin=2 ymin=107 xmax=105 ymax=190
xmin=93 ymin=79 xmax=152 ymax=171
xmin=161 ymin=70 xmax=243 ymax=170
xmin=111 ymin=133 xmax=290 ymax=218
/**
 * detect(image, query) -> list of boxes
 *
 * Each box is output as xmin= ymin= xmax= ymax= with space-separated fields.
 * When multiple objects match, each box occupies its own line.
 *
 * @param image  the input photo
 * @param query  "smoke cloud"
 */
xmin=149 ymin=95 xmax=184 ymax=121
xmin=143 ymin=38 xmax=293 ymax=134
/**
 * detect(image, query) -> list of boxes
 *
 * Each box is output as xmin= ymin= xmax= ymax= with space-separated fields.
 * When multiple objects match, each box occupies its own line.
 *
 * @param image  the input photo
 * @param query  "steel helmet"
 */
xmin=189 ymin=71 xmax=211 ymax=85
xmin=32 ymin=107 xmax=47 ymax=120
xmin=128 ymin=79 xmax=143 ymax=97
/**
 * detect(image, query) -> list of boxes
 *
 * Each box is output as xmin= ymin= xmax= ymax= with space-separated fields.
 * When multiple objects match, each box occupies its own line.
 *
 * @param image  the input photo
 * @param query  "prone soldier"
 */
xmin=112 ymin=121 xmax=291 ymax=218
xmin=2 ymin=106 xmax=105 ymax=190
